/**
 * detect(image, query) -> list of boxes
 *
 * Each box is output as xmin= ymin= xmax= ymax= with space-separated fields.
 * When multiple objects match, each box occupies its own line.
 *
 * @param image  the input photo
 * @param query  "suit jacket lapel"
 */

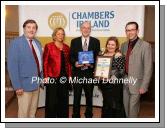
xmin=123 ymin=42 xmax=129 ymax=56
xmin=79 ymin=37 xmax=83 ymax=51
xmin=22 ymin=35 xmax=34 ymax=56
xmin=22 ymin=35 xmax=39 ymax=59
xmin=131 ymin=39 xmax=142 ymax=55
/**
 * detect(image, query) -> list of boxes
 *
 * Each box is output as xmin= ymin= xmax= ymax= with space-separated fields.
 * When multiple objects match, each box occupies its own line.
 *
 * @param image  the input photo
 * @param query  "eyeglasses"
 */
xmin=125 ymin=29 xmax=137 ymax=32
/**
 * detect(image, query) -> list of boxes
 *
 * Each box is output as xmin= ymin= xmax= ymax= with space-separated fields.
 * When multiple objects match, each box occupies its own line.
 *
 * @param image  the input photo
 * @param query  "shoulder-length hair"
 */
xmin=104 ymin=36 xmax=120 ymax=54
xmin=52 ymin=27 xmax=65 ymax=41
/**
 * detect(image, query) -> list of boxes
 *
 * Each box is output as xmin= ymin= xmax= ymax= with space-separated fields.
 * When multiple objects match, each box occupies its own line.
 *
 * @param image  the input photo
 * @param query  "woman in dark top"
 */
xmin=100 ymin=36 xmax=126 ymax=118
xmin=43 ymin=27 xmax=71 ymax=118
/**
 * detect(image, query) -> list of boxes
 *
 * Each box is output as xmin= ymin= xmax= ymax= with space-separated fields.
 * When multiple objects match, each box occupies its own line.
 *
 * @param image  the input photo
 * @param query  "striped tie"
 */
xmin=83 ymin=38 xmax=88 ymax=51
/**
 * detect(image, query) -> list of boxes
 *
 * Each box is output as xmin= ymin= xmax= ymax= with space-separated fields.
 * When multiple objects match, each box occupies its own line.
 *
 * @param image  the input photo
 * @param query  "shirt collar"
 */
xmin=82 ymin=36 xmax=90 ymax=41
xmin=129 ymin=37 xmax=139 ymax=47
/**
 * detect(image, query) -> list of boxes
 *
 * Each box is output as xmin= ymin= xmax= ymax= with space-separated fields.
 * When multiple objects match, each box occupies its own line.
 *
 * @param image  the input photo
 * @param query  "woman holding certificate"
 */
xmin=100 ymin=37 xmax=126 ymax=118
xmin=43 ymin=27 xmax=71 ymax=118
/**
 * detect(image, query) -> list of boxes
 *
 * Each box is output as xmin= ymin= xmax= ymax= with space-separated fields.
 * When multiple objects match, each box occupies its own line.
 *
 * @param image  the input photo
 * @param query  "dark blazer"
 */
xmin=70 ymin=36 xmax=100 ymax=73
xmin=43 ymin=42 xmax=72 ymax=78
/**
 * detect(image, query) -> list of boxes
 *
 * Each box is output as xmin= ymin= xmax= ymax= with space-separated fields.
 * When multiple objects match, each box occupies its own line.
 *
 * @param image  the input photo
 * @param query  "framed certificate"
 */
xmin=94 ymin=56 xmax=112 ymax=79
xmin=78 ymin=51 xmax=94 ymax=64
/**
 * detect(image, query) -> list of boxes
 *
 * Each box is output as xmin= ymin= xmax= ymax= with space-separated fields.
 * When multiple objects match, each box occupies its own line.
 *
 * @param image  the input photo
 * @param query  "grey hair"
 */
xmin=80 ymin=21 xmax=91 ymax=29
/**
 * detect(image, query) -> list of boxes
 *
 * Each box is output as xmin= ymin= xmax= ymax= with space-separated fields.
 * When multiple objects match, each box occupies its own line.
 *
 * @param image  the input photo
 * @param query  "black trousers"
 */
xmin=45 ymin=77 xmax=69 ymax=118
xmin=101 ymin=84 xmax=126 ymax=118
xmin=72 ymin=70 xmax=94 ymax=118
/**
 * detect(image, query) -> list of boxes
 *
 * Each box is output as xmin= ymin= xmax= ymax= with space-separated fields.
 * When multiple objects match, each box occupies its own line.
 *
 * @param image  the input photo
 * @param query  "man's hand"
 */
xmin=139 ymin=88 xmax=146 ymax=94
xmin=75 ymin=61 xmax=84 ymax=68
xmin=84 ymin=63 xmax=93 ymax=68
xmin=16 ymin=88 xmax=24 ymax=96
xmin=43 ymin=77 xmax=49 ymax=84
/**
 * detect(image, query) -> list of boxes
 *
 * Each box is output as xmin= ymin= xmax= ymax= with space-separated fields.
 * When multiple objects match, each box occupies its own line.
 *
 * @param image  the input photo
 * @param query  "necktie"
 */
xmin=29 ymin=40 xmax=40 ymax=76
xmin=81 ymin=39 xmax=88 ymax=70
xmin=125 ymin=42 xmax=133 ymax=74
xmin=83 ymin=38 xmax=88 ymax=51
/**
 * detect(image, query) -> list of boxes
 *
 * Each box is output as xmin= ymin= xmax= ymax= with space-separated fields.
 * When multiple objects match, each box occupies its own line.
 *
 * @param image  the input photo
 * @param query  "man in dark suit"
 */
xmin=70 ymin=21 xmax=100 ymax=118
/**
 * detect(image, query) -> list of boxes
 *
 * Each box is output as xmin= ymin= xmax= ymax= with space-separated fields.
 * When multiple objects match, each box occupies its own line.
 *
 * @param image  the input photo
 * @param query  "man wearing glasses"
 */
xmin=121 ymin=21 xmax=153 ymax=117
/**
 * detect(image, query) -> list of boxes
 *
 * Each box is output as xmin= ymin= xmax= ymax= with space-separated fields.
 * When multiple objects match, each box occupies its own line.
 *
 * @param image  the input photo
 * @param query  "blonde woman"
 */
xmin=43 ymin=27 xmax=71 ymax=118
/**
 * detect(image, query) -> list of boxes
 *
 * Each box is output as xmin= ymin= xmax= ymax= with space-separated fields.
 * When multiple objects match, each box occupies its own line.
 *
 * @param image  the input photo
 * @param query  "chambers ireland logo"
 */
xmin=48 ymin=12 xmax=67 ymax=30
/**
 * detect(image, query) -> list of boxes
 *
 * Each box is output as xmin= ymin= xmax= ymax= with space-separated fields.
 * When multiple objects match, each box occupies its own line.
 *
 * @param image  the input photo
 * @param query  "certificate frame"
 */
xmin=94 ymin=56 xmax=112 ymax=79
xmin=78 ymin=51 xmax=94 ymax=64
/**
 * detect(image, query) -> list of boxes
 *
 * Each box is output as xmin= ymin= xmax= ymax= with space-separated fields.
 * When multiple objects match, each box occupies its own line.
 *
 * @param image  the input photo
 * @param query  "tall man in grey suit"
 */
xmin=121 ymin=22 xmax=153 ymax=117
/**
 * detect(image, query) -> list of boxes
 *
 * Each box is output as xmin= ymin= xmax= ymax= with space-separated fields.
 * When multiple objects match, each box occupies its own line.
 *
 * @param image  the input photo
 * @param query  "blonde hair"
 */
xmin=52 ymin=27 xmax=65 ymax=41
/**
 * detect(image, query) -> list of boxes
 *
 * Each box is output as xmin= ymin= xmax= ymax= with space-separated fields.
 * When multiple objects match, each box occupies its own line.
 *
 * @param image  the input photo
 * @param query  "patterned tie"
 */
xmin=29 ymin=40 xmax=40 ymax=76
xmin=81 ymin=38 xmax=88 ymax=70
xmin=83 ymin=38 xmax=88 ymax=51
xmin=125 ymin=42 xmax=133 ymax=74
